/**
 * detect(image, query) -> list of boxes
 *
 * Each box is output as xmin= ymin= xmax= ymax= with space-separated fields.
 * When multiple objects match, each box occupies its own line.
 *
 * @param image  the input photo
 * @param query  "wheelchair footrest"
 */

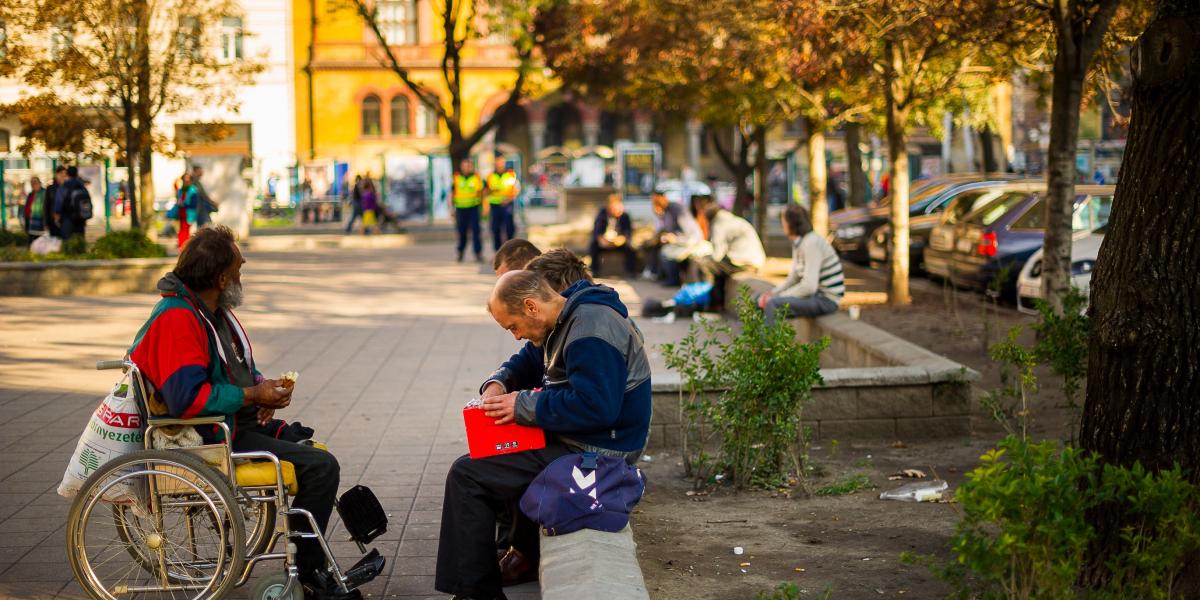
xmin=344 ymin=548 xmax=386 ymax=590
xmin=336 ymin=485 xmax=388 ymax=545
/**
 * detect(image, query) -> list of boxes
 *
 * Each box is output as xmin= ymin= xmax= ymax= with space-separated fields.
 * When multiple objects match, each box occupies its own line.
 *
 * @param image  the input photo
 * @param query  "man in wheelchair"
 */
xmin=128 ymin=225 xmax=346 ymax=598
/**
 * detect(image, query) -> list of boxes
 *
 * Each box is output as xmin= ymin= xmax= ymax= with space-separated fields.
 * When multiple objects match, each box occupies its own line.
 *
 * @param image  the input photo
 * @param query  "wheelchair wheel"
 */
xmin=248 ymin=573 xmax=303 ymax=600
xmin=68 ymin=449 xmax=246 ymax=599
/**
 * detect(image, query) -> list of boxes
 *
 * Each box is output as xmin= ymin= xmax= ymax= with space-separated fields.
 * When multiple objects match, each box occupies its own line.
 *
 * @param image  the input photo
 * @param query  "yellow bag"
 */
xmin=362 ymin=210 xmax=377 ymax=226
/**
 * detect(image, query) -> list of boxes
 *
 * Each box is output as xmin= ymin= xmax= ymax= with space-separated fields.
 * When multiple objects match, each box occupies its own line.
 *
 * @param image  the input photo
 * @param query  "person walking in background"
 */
xmin=57 ymin=166 xmax=93 ymax=241
xmin=360 ymin=179 xmax=379 ymax=235
xmin=344 ymin=175 xmax=364 ymax=234
xmin=756 ymin=204 xmax=844 ymax=325
xmin=176 ymin=172 xmax=198 ymax=249
xmin=453 ymin=158 xmax=484 ymax=263
xmin=44 ymin=166 xmax=66 ymax=239
xmin=485 ymin=155 xmax=519 ymax=251
xmin=191 ymin=165 xmax=219 ymax=228
xmin=589 ymin=193 xmax=636 ymax=277
xmin=22 ymin=176 xmax=46 ymax=239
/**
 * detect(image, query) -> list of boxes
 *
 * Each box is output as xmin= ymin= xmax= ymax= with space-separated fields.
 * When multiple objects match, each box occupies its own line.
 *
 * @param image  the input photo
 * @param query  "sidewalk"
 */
xmin=0 ymin=243 xmax=693 ymax=599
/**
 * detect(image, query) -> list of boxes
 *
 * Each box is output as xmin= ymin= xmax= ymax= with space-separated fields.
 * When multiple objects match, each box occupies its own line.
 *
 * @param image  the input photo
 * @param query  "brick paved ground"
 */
xmin=0 ymin=243 xmax=691 ymax=599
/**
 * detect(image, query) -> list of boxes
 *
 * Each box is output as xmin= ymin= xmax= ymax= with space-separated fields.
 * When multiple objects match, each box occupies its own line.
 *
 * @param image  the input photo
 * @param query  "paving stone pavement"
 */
xmin=0 ymin=243 xmax=693 ymax=600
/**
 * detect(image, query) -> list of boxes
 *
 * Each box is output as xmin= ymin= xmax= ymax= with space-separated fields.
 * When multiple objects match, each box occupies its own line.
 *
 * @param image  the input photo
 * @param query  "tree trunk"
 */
xmin=806 ymin=118 xmax=829 ymax=237
xmin=979 ymin=125 xmax=1000 ymax=173
xmin=124 ymin=113 xmax=141 ymax=229
xmin=846 ymin=122 xmax=866 ymax=208
xmin=753 ymin=126 xmax=769 ymax=237
xmin=884 ymin=51 xmax=912 ymax=305
xmin=138 ymin=144 xmax=154 ymax=233
xmin=1041 ymin=35 xmax=1086 ymax=315
xmin=1079 ymin=10 xmax=1200 ymax=592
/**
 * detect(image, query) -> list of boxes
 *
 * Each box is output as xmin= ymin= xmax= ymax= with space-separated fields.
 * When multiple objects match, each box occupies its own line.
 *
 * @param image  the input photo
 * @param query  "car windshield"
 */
xmin=966 ymin=191 xmax=1031 ymax=226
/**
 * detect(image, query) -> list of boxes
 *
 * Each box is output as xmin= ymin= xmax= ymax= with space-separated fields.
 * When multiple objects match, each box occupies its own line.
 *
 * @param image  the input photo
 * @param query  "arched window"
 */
xmin=416 ymin=102 xmax=439 ymax=137
xmin=390 ymin=96 xmax=410 ymax=136
xmin=361 ymin=95 xmax=381 ymax=136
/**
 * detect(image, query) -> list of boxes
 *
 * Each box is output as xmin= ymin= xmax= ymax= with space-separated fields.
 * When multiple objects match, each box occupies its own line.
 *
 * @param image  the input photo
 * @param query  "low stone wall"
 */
xmin=0 ymin=258 xmax=175 ymax=297
xmin=645 ymin=273 xmax=978 ymax=445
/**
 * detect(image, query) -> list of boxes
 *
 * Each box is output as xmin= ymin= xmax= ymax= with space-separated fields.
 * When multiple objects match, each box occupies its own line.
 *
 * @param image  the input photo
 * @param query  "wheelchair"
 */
xmin=66 ymin=359 xmax=388 ymax=600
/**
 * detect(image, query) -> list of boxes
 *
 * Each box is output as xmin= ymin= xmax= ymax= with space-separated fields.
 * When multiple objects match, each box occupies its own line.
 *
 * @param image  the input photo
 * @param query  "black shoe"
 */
xmin=475 ymin=254 xmax=484 ymax=263
xmin=456 ymin=250 xmax=465 ymax=262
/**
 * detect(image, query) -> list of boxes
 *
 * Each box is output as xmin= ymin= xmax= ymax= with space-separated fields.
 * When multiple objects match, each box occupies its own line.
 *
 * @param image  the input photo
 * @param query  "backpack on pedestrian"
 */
xmin=71 ymin=186 xmax=94 ymax=221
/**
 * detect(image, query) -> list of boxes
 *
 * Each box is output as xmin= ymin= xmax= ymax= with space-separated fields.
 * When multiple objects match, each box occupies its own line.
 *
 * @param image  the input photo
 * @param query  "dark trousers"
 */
xmin=231 ymin=428 xmax=341 ymax=574
xmin=435 ymin=442 xmax=573 ymax=598
xmin=694 ymin=256 xmax=749 ymax=311
xmin=60 ymin=219 xmax=85 ymax=241
xmin=489 ymin=203 xmax=515 ymax=251
xmin=590 ymin=241 xmax=637 ymax=277
xmin=456 ymin=205 xmax=483 ymax=257
xmin=344 ymin=206 xmax=362 ymax=233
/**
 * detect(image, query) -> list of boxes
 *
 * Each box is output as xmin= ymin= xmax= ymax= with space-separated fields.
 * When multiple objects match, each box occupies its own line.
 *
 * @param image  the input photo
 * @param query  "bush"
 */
xmin=914 ymin=436 xmax=1200 ymax=599
xmin=0 ymin=230 xmax=29 ymax=248
xmin=662 ymin=288 xmax=828 ymax=489
xmin=1031 ymin=287 xmax=1089 ymax=407
xmin=91 ymin=230 xmax=167 ymax=259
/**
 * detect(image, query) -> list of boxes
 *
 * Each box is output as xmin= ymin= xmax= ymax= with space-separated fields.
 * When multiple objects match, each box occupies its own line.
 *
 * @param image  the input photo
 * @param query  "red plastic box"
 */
xmin=463 ymin=406 xmax=546 ymax=459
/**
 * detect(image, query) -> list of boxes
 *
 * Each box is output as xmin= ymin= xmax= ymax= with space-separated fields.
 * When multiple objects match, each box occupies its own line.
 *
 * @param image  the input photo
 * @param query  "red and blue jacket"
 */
xmin=129 ymin=273 xmax=260 ymax=442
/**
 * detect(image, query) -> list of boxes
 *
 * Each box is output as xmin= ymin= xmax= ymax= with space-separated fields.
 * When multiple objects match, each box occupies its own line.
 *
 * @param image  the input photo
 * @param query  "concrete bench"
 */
xmin=538 ymin=525 xmax=650 ymax=600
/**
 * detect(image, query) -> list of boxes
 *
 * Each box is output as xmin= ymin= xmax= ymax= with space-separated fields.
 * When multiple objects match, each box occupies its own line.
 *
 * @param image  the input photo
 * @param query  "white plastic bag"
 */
xmin=58 ymin=373 xmax=146 ymax=503
xmin=30 ymin=234 xmax=62 ymax=255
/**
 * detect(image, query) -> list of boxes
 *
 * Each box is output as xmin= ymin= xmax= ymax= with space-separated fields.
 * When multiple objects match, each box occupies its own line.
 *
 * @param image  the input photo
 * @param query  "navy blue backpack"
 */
xmin=520 ymin=453 xmax=646 ymax=536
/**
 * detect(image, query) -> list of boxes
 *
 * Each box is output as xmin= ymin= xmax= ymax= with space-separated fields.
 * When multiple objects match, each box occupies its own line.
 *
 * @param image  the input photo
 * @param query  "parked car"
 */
xmin=866 ymin=179 xmax=1033 ymax=272
xmin=949 ymin=185 xmax=1115 ymax=300
xmin=830 ymin=174 xmax=1007 ymax=264
xmin=1015 ymin=226 xmax=1106 ymax=314
xmin=922 ymin=182 xmax=1047 ymax=280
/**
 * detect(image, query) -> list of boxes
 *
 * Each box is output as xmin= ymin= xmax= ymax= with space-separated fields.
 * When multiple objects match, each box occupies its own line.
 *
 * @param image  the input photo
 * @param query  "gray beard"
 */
xmin=218 ymin=281 xmax=244 ymax=310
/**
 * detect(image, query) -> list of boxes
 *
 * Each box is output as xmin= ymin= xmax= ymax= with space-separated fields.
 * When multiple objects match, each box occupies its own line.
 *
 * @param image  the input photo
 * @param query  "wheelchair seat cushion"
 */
xmin=235 ymin=460 xmax=299 ymax=495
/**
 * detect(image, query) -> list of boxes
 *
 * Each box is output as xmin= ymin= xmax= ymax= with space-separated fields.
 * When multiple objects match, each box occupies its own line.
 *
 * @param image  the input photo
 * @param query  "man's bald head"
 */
xmin=488 ymin=270 xmax=564 ymax=346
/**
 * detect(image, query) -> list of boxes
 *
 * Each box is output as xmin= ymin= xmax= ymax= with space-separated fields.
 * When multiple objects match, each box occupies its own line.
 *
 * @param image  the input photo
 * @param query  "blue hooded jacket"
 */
xmin=483 ymin=280 xmax=652 ymax=453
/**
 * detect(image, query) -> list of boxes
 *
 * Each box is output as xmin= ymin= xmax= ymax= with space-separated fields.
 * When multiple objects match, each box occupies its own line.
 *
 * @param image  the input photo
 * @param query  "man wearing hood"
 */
xmin=127 ymin=225 xmax=344 ymax=597
xmin=434 ymin=270 xmax=651 ymax=600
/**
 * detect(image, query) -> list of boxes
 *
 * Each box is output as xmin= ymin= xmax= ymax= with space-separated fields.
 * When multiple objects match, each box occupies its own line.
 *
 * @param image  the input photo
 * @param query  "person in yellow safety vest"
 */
xmin=485 ymin=155 xmax=520 ymax=252
xmin=453 ymin=158 xmax=485 ymax=263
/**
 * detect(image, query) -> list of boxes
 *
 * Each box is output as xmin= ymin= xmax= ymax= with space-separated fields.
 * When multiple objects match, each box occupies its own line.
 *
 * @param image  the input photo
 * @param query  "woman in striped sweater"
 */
xmin=756 ymin=203 xmax=845 ymax=325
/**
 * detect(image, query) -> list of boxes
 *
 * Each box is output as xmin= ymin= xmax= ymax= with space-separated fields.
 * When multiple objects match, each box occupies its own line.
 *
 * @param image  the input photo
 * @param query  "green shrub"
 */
xmin=91 ymin=230 xmax=167 ymax=259
xmin=0 ymin=230 xmax=29 ymax=248
xmin=915 ymin=436 xmax=1200 ymax=599
xmin=62 ymin=234 xmax=88 ymax=255
xmin=814 ymin=473 xmax=873 ymax=496
xmin=662 ymin=288 xmax=827 ymax=489
xmin=1031 ymin=287 xmax=1089 ymax=408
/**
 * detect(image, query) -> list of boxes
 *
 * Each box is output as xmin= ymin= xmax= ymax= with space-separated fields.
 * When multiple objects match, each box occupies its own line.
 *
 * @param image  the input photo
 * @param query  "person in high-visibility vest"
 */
xmin=485 ymin=155 xmax=520 ymax=251
xmin=452 ymin=158 xmax=484 ymax=262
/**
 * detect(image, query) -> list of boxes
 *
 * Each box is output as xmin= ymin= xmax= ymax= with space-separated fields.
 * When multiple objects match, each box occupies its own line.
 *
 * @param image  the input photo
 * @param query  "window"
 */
xmin=177 ymin=16 xmax=201 ymax=61
xmin=1011 ymin=198 xmax=1047 ymax=230
xmin=0 ymin=129 xmax=10 ymax=153
xmin=390 ymin=96 xmax=410 ymax=136
xmin=220 ymin=17 xmax=244 ymax=61
xmin=362 ymin=95 xmax=382 ymax=136
xmin=378 ymin=0 xmax=418 ymax=46
xmin=416 ymin=102 xmax=438 ymax=137
xmin=1085 ymin=195 xmax=1114 ymax=231
xmin=969 ymin=192 xmax=1030 ymax=226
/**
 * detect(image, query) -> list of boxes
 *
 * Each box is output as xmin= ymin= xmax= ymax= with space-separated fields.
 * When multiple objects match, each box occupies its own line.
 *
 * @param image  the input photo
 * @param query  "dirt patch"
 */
xmin=633 ymin=265 xmax=1080 ymax=599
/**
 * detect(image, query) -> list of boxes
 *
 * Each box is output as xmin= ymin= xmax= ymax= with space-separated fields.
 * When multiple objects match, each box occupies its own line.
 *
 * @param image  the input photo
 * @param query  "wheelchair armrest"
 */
xmin=148 ymin=415 xmax=226 ymax=427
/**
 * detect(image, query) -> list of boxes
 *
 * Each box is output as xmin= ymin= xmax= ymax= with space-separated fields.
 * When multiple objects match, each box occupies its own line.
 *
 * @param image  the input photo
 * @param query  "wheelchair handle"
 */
xmin=96 ymin=359 xmax=130 ymax=371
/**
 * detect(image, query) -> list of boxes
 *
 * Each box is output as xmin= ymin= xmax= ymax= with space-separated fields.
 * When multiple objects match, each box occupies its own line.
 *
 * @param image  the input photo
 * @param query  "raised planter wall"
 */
xmin=0 ymin=258 xmax=175 ymax=297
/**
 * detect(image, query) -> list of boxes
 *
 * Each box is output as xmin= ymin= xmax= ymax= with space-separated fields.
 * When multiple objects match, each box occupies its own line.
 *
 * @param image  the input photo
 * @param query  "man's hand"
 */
xmin=244 ymin=379 xmax=293 ymax=409
xmin=257 ymin=407 xmax=275 ymax=426
xmin=482 ymin=391 xmax=517 ymax=425
xmin=757 ymin=291 xmax=774 ymax=309
xmin=481 ymin=381 xmax=506 ymax=399
xmin=661 ymin=232 xmax=677 ymax=244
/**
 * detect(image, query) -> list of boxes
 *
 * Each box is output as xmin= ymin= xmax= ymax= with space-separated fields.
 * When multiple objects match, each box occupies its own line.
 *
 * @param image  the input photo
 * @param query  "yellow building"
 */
xmin=292 ymin=0 xmax=526 ymax=177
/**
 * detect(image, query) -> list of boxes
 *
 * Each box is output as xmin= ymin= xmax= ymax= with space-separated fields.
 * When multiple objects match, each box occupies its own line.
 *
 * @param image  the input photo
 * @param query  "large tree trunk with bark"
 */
xmin=806 ymin=117 xmax=829 ymax=237
xmin=884 ymin=49 xmax=912 ymax=305
xmin=1041 ymin=40 xmax=1086 ymax=315
xmin=846 ymin=122 xmax=866 ymax=208
xmin=1079 ymin=8 xmax=1200 ymax=591
xmin=753 ymin=126 xmax=769 ymax=237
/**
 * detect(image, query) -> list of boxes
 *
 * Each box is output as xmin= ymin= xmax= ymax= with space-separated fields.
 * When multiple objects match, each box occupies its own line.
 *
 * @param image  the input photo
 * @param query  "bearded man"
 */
xmin=128 ymin=225 xmax=343 ymax=597
xmin=434 ymin=270 xmax=651 ymax=600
